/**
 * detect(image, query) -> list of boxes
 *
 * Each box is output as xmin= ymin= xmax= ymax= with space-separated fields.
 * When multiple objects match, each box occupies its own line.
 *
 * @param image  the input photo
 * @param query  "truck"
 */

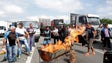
xmin=51 ymin=19 xmax=64 ymax=27
xmin=0 ymin=21 xmax=9 ymax=36
xmin=70 ymin=13 xmax=101 ymax=42
xmin=39 ymin=18 xmax=51 ymax=27
xmin=39 ymin=18 xmax=51 ymax=35
xmin=39 ymin=18 xmax=64 ymax=36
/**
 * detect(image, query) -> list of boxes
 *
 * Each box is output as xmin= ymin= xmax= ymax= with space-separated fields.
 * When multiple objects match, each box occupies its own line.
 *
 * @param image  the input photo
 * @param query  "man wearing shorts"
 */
xmin=85 ymin=23 xmax=96 ymax=56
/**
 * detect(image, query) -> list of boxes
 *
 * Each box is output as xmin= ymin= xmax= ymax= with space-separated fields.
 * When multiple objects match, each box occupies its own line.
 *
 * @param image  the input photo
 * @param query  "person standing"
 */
xmin=2 ymin=26 xmax=20 ymax=63
xmin=27 ymin=23 xmax=35 ymax=52
xmin=85 ymin=23 xmax=96 ymax=56
xmin=79 ymin=24 xmax=87 ymax=47
xmin=16 ymin=23 xmax=30 ymax=58
xmin=43 ymin=27 xmax=51 ymax=45
xmin=52 ymin=26 xmax=59 ymax=44
xmin=101 ymin=24 xmax=111 ymax=50
xmin=58 ymin=25 xmax=65 ymax=43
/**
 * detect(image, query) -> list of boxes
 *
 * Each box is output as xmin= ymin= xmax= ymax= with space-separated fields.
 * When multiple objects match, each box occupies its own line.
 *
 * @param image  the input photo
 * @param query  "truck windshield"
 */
xmin=19 ymin=21 xmax=39 ymax=28
xmin=88 ymin=17 xmax=100 ymax=25
xmin=0 ymin=26 xmax=5 ymax=30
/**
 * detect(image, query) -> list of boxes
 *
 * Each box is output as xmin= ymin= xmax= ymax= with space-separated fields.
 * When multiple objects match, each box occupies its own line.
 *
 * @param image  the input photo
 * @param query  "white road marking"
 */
xmin=25 ymin=44 xmax=35 ymax=63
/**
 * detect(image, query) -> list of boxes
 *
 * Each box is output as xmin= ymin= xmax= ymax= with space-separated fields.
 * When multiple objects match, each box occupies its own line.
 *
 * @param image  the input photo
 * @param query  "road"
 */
xmin=0 ymin=36 xmax=110 ymax=63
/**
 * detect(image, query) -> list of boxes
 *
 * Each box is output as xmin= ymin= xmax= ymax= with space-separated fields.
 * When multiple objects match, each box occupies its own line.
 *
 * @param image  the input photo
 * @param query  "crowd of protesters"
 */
xmin=1 ymin=22 xmax=36 ymax=63
xmin=1 ymin=21 xmax=112 ymax=63
xmin=42 ymin=23 xmax=112 ymax=56
xmin=42 ymin=25 xmax=69 ymax=45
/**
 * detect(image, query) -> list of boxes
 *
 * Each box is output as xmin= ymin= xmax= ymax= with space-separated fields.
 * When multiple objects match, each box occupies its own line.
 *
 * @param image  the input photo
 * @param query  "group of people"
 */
xmin=2 ymin=22 xmax=112 ymax=63
xmin=1 ymin=22 xmax=36 ymax=63
xmin=43 ymin=25 xmax=70 ymax=45
xmin=42 ymin=23 xmax=96 ymax=56
xmin=43 ymin=23 xmax=112 ymax=56
xmin=76 ymin=23 xmax=112 ymax=56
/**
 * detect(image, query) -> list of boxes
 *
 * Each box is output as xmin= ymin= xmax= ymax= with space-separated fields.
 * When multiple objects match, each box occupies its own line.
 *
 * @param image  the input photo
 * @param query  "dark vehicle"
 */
xmin=51 ymin=19 xmax=64 ymax=27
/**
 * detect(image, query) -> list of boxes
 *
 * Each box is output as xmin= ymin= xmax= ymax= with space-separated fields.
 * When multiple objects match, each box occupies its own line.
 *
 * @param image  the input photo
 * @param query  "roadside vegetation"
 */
xmin=100 ymin=18 xmax=112 ymax=24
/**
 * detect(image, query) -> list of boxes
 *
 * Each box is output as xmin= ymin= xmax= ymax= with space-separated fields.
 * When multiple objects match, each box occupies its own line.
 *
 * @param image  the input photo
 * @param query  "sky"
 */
xmin=0 ymin=0 xmax=112 ymax=23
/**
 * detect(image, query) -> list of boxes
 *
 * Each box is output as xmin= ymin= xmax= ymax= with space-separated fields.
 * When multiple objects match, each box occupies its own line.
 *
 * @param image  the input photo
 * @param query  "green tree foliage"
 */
xmin=100 ymin=18 xmax=112 ymax=24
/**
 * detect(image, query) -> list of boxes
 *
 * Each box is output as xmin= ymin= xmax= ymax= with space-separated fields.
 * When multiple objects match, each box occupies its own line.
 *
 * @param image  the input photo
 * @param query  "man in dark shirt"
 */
xmin=101 ymin=24 xmax=111 ymax=50
xmin=2 ymin=26 xmax=20 ymax=63
xmin=27 ymin=23 xmax=35 ymax=51
xmin=58 ymin=25 xmax=69 ymax=43
xmin=85 ymin=23 xmax=96 ymax=56
xmin=43 ymin=27 xmax=51 ymax=45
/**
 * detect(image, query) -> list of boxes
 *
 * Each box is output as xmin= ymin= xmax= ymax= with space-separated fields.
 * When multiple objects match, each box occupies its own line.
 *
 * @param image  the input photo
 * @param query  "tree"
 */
xmin=100 ymin=18 xmax=112 ymax=24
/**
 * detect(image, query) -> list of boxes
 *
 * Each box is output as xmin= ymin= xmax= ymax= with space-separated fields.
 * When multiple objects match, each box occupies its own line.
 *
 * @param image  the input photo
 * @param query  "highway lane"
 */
xmin=33 ymin=37 xmax=106 ymax=63
xmin=0 ymin=37 xmax=111 ymax=63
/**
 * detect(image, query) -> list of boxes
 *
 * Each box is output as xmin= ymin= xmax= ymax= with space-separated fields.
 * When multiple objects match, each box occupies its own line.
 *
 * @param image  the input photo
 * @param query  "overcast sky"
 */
xmin=0 ymin=0 xmax=112 ymax=23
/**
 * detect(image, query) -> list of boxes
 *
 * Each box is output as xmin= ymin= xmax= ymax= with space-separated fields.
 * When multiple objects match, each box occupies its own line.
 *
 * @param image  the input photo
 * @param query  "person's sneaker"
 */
xmin=30 ymin=51 xmax=33 ymax=54
xmin=17 ymin=55 xmax=21 ymax=59
xmin=1 ymin=58 xmax=7 ymax=62
xmin=26 ymin=52 xmax=30 ymax=56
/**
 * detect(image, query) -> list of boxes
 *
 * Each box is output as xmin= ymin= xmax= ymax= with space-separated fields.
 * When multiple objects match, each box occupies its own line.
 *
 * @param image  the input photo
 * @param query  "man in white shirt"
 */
xmin=16 ymin=23 xmax=30 ymax=58
xmin=52 ymin=27 xmax=59 ymax=44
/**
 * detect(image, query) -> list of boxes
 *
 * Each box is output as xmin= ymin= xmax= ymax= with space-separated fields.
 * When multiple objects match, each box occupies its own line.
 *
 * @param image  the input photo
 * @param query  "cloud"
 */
xmin=26 ymin=16 xmax=39 ymax=20
xmin=0 ymin=0 xmax=24 ymax=17
xmin=3 ymin=4 xmax=23 ymax=14
xmin=35 ymin=0 xmax=83 ymax=12
xmin=26 ymin=15 xmax=70 ymax=23
xmin=26 ymin=15 xmax=69 ymax=20
xmin=0 ymin=10 xmax=5 ymax=15
xmin=106 ymin=0 xmax=112 ymax=5
xmin=97 ymin=0 xmax=112 ymax=18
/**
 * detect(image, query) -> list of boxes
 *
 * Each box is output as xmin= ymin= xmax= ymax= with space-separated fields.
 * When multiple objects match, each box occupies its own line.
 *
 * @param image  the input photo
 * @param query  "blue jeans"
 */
xmin=28 ymin=36 xmax=34 ymax=51
xmin=43 ymin=39 xmax=51 ymax=45
xmin=6 ymin=45 xmax=17 ymax=63
xmin=18 ymin=39 xmax=30 ymax=55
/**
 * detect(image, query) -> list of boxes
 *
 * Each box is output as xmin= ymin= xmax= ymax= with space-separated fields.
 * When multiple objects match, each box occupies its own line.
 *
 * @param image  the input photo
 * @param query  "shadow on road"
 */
xmin=75 ymin=49 xmax=85 ymax=54
xmin=93 ymin=42 xmax=103 ymax=50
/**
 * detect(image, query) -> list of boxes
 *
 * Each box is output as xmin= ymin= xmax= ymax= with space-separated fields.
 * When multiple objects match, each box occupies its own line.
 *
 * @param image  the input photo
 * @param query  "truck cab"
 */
xmin=0 ymin=26 xmax=6 ymax=36
xmin=70 ymin=13 xmax=101 ymax=41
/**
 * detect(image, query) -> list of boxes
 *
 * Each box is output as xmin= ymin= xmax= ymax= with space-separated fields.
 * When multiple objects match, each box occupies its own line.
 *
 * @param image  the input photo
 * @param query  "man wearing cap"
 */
xmin=2 ymin=26 xmax=20 ymax=63
xmin=16 ymin=23 xmax=30 ymax=58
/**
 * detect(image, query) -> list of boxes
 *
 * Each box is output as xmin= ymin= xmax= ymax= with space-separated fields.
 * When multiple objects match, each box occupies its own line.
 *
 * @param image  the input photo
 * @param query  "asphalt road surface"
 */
xmin=0 ymin=36 xmax=110 ymax=63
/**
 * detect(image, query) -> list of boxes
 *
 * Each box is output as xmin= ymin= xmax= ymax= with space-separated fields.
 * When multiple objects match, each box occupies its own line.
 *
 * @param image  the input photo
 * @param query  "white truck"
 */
xmin=70 ymin=13 xmax=101 ymax=41
xmin=0 ymin=21 xmax=9 ymax=36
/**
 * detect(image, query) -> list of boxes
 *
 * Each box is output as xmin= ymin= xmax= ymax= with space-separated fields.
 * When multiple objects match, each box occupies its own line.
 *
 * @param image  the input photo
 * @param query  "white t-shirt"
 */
xmin=53 ymin=29 xmax=59 ymax=36
xmin=16 ymin=27 xmax=26 ymax=40
xmin=53 ymin=29 xmax=58 ymax=33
